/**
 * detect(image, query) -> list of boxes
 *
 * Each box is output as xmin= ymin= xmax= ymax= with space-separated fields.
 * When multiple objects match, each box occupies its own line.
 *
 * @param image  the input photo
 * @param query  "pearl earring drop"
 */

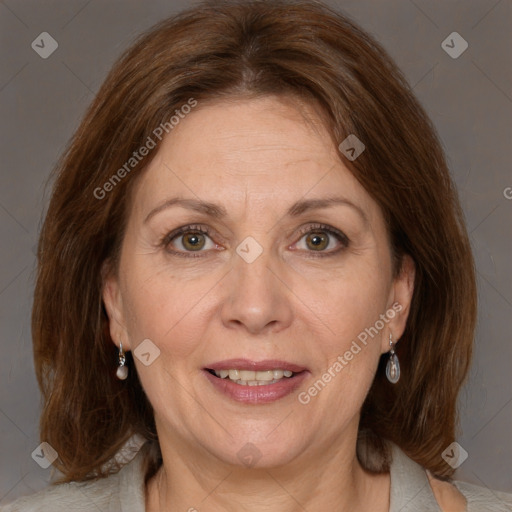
xmin=116 ymin=342 xmax=128 ymax=380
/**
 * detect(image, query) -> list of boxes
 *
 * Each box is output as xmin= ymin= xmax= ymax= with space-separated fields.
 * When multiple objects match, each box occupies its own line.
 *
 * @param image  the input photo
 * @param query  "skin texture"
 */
xmin=428 ymin=472 xmax=468 ymax=511
xmin=103 ymin=96 xmax=417 ymax=511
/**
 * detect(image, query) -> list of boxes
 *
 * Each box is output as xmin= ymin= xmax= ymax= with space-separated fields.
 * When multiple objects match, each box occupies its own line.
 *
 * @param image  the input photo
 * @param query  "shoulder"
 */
xmin=0 ymin=443 xmax=148 ymax=512
xmin=1 ymin=475 xmax=121 ymax=512
xmin=452 ymin=479 xmax=512 ymax=512
xmin=389 ymin=442 xmax=512 ymax=512
xmin=428 ymin=474 xmax=512 ymax=512
xmin=429 ymin=476 xmax=512 ymax=512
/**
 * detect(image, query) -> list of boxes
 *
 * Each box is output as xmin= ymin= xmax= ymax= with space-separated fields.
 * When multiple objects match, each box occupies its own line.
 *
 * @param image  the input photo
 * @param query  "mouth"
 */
xmin=206 ymin=367 xmax=300 ymax=386
xmin=203 ymin=359 xmax=308 ymax=403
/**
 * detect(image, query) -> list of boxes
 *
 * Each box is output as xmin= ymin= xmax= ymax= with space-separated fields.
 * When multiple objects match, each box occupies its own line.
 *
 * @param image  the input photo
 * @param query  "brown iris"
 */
xmin=182 ymin=232 xmax=206 ymax=251
xmin=305 ymin=231 xmax=329 ymax=251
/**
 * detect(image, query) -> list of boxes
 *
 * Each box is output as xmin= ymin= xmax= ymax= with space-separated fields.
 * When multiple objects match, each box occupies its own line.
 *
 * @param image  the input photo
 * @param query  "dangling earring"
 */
xmin=385 ymin=334 xmax=400 ymax=384
xmin=116 ymin=342 xmax=128 ymax=380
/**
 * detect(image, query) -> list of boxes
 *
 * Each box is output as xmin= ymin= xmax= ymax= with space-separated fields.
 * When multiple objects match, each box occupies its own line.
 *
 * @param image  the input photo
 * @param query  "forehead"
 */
xmin=132 ymin=96 xmax=377 ymax=219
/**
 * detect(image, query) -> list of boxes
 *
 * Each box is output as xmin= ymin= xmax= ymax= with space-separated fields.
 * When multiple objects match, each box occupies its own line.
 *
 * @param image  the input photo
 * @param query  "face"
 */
xmin=103 ymin=96 xmax=414 ymax=469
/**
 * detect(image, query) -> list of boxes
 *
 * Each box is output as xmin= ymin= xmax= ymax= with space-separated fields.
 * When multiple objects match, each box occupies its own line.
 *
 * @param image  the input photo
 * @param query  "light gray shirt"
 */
xmin=2 ymin=442 xmax=511 ymax=511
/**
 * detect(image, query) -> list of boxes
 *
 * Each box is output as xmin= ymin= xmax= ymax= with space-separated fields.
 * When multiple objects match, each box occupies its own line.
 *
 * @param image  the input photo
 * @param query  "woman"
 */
xmin=3 ymin=1 xmax=511 ymax=510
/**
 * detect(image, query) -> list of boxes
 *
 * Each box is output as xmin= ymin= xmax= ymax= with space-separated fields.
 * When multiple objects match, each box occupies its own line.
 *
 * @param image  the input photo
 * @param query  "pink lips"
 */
xmin=203 ymin=358 xmax=309 ymax=404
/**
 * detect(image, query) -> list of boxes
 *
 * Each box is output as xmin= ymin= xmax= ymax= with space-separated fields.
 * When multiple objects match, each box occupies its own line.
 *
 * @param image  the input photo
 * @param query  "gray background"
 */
xmin=1 ymin=0 xmax=511 ymax=504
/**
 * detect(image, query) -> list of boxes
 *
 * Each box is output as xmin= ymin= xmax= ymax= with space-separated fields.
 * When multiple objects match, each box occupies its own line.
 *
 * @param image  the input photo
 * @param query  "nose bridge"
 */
xmin=232 ymin=243 xmax=275 ymax=302
xmin=221 ymin=241 xmax=292 ymax=334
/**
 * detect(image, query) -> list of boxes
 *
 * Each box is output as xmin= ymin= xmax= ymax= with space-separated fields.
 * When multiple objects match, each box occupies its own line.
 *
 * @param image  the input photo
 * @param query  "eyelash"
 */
xmin=161 ymin=224 xmax=215 ymax=259
xmin=295 ymin=223 xmax=349 ymax=258
xmin=161 ymin=223 xmax=350 ymax=258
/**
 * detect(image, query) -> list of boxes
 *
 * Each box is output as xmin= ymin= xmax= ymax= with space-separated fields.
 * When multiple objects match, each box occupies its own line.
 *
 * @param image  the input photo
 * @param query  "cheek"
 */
xmin=307 ymin=283 xmax=389 ymax=410
xmin=295 ymin=258 xmax=391 ymax=348
xmin=121 ymin=262 xmax=217 ymax=360
xmin=316 ymin=263 xmax=392 ymax=402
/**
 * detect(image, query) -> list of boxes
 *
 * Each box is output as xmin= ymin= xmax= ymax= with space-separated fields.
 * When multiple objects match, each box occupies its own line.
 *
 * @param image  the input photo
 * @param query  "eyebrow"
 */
xmin=144 ymin=196 xmax=368 ymax=224
xmin=287 ymin=197 xmax=367 ymax=224
xmin=144 ymin=198 xmax=227 ymax=224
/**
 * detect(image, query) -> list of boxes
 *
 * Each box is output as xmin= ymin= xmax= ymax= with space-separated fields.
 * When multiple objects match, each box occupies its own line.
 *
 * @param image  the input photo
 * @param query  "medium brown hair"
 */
xmin=33 ymin=0 xmax=476 ymax=482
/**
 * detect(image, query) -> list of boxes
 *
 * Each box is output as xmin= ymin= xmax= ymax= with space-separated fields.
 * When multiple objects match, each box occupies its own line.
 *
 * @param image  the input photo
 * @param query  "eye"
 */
xmin=293 ymin=224 xmax=349 ymax=255
xmin=163 ymin=225 xmax=217 ymax=256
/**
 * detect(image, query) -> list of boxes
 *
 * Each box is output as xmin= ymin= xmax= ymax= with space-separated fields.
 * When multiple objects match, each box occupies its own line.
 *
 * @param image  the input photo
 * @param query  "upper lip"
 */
xmin=205 ymin=358 xmax=307 ymax=373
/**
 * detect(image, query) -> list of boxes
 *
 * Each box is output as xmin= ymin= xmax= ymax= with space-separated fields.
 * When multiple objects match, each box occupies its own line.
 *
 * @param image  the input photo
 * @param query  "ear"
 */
xmin=101 ymin=260 xmax=131 ymax=351
xmin=381 ymin=254 xmax=415 ymax=353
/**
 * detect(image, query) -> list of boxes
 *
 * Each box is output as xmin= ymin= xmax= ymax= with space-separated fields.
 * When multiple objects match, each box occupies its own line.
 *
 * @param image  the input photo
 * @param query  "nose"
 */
xmin=220 ymin=248 xmax=293 ymax=335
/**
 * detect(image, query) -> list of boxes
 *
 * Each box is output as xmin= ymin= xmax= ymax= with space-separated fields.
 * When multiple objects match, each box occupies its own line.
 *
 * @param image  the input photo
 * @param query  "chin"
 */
xmin=210 ymin=434 xmax=306 ymax=469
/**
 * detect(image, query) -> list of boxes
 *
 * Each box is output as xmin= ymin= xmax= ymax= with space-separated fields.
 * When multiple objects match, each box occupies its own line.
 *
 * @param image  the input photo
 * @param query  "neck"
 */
xmin=146 ymin=429 xmax=390 ymax=512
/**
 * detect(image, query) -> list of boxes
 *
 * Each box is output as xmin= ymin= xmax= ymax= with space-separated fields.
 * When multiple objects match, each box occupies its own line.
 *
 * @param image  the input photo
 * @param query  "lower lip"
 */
xmin=203 ymin=370 xmax=309 ymax=404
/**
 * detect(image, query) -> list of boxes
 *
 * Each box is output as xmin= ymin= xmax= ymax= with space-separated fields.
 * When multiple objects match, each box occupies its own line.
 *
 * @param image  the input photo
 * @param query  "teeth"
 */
xmin=256 ymin=370 xmax=274 ymax=381
xmin=239 ymin=370 xmax=255 ymax=381
xmin=273 ymin=370 xmax=284 ymax=379
xmin=213 ymin=368 xmax=296 ymax=386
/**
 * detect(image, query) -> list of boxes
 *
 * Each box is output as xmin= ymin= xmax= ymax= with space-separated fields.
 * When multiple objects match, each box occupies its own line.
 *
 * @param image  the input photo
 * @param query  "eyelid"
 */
xmin=161 ymin=224 xmax=221 ymax=258
xmin=290 ymin=222 xmax=350 ymax=256
xmin=162 ymin=224 xmax=214 ymax=245
xmin=295 ymin=223 xmax=349 ymax=244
